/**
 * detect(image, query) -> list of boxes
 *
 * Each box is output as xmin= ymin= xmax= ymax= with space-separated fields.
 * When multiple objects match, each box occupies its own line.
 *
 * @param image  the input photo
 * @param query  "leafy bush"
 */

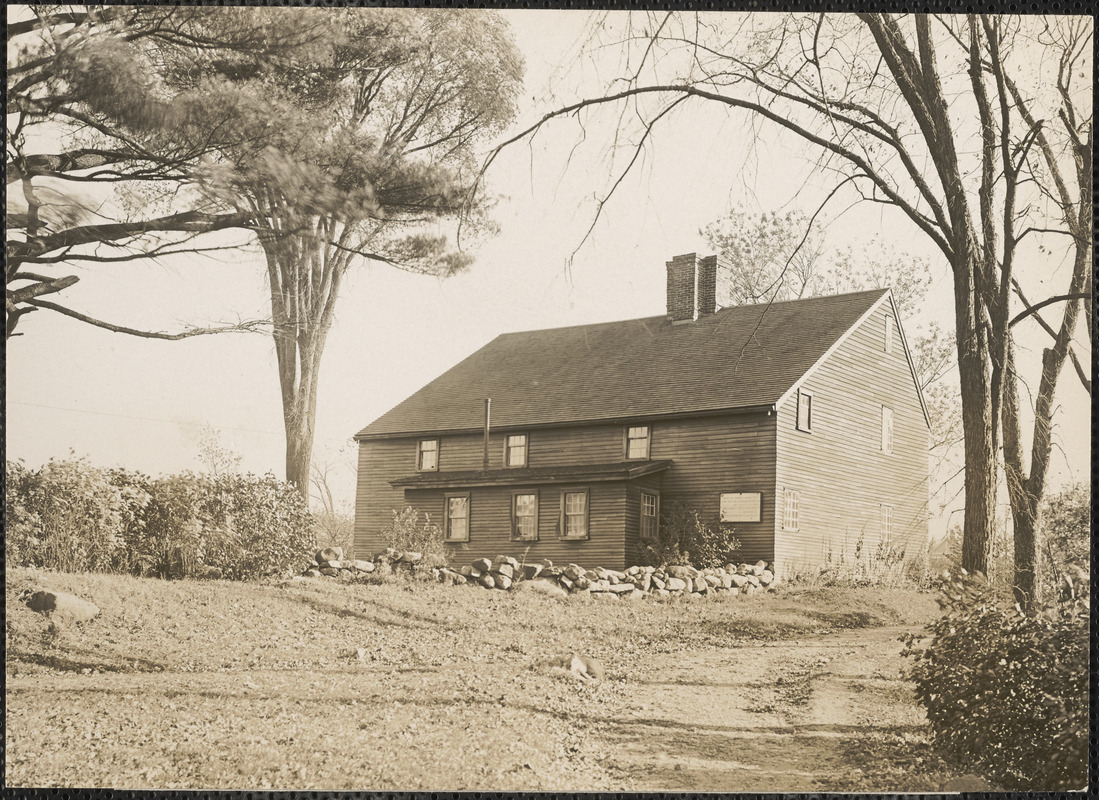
xmin=5 ymin=459 xmax=315 ymax=581
xmin=200 ymin=472 xmax=316 ymax=579
xmin=907 ymin=572 xmax=1088 ymax=790
xmin=639 ymin=502 xmax=739 ymax=568
xmin=378 ymin=506 xmax=446 ymax=563
xmin=797 ymin=533 xmax=923 ymax=588
xmin=1041 ymin=482 xmax=1089 ymax=577
xmin=4 ymin=457 xmax=144 ymax=573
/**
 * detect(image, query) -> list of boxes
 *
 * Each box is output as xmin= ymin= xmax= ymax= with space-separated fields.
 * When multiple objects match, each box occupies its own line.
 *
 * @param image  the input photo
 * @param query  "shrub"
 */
xmin=639 ymin=501 xmax=739 ymax=569
xmin=4 ymin=457 xmax=138 ymax=573
xmin=200 ymin=472 xmax=317 ymax=580
xmin=378 ymin=507 xmax=446 ymax=563
xmin=5 ymin=459 xmax=316 ymax=581
xmin=907 ymin=571 xmax=1088 ymax=790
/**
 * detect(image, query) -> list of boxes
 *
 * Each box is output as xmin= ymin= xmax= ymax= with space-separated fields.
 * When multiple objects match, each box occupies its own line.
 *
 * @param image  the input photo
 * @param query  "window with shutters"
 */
xmin=640 ymin=491 xmax=659 ymax=541
xmin=560 ymin=490 xmax=589 ymax=540
xmin=417 ymin=439 xmax=439 ymax=471
xmin=626 ymin=425 xmax=651 ymax=460
xmin=881 ymin=406 xmax=894 ymax=454
xmin=511 ymin=491 xmax=538 ymax=541
xmin=782 ymin=489 xmax=800 ymax=531
xmin=796 ymin=389 xmax=813 ymax=432
xmin=444 ymin=493 xmax=469 ymax=541
xmin=505 ymin=434 xmax=528 ymax=468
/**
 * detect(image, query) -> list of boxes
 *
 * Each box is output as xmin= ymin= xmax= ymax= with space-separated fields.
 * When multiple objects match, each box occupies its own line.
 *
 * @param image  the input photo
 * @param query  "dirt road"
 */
xmin=593 ymin=624 xmax=946 ymax=792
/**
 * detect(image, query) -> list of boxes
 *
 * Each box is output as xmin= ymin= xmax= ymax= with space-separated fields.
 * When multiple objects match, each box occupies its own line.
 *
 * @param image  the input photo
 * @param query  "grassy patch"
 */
xmin=6 ymin=568 xmax=940 ymax=789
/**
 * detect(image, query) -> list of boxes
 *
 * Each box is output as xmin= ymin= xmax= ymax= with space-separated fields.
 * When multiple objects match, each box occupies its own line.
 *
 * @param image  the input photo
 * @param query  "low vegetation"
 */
xmin=639 ymin=501 xmax=740 ymax=568
xmin=906 ymin=571 xmax=1088 ymax=791
xmin=5 ymin=458 xmax=315 ymax=580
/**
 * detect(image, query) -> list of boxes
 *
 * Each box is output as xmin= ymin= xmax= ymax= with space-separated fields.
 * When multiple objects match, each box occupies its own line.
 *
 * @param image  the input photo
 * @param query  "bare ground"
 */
xmin=5 ymin=568 xmax=963 ymax=791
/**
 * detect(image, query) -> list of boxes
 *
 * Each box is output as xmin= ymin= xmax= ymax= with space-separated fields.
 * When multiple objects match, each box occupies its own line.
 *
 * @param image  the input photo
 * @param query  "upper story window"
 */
xmin=796 ymin=389 xmax=813 ymax=432
xmin=881 ymin=406 xmax=894 ymax=454
xmin=626 ymin=425 xmax=651 ymax=460
xmin=511 ymin=491 xmax=538 ymax=541
xmin=885 ymin=315 xmax=894 ymax=353
xmin=444 ymin=493 xmax=469 ymax=542
xmin=561 ymin=490 xmax=589 ymax=540
xmin=782 ymin=489 xmax=800 ymax=531
xmin=417 ymin=438 xmax=439 ymax=471
xmin=640 ymin=491 xmax=659 ymax=541
xmin=505 ymin=433 xmax=528 ymax=468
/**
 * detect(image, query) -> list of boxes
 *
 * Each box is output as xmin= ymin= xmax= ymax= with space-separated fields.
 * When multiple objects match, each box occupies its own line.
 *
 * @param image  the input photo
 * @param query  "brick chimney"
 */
xmin=666 ymin=253 xmax=718 ymax=322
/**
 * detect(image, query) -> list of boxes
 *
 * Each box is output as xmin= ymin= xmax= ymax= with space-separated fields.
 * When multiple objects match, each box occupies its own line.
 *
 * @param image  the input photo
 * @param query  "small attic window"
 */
xmin=796 ymin=389 xmax=813 ymax=432
xmin=885 ymin=315 xmax=894 ymax=354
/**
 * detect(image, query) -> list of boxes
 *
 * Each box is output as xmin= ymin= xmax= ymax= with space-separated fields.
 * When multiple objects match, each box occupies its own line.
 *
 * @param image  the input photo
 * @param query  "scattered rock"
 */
xmin=666 ymin=564 xmax=699 ymax=580
xmin=319 ymin=567 xmax=339 ymax=577
xmin=521 ymin=563 xmax=543 ymax=580
xmin=316 ymin=546 xmax=343 ymax=564
xmin=666 ymin=577 xmax=687 ymax=592
xmin=304 ymin=568 xmax=322 ymax=578
xmin=568 ymin=653 xmax=604 ymax=680
xmin=472 ymin=557 xmax=493 ymax=572
xmin=478 ymin=573 xmax=496 ymax=590
xmin=352 ymin=560 xmax=375 ymax=573
xmin=494 ymin=574 xmax=513 ymax=590
xmin=495 ymin=563 xmax=515 ymax=580
xmin=25 ymin=590 xmax=100 ymax=623
xmin=563 ymin=564 xmax=585 ymax=582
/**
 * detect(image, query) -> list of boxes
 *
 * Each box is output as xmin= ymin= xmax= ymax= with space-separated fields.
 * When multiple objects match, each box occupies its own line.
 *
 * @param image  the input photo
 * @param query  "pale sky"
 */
xmin=5 ymin=10 xmax=1091 ymax=532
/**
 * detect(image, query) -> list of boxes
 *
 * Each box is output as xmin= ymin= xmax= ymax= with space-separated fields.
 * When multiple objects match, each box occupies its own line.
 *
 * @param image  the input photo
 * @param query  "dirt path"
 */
xmin=593 ymin=625 xmax=936 ymax=792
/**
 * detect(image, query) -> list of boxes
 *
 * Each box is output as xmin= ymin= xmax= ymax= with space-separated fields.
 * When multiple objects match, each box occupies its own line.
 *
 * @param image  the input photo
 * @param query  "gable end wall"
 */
xmin=774 ymin=304 xmax=930 ymax=572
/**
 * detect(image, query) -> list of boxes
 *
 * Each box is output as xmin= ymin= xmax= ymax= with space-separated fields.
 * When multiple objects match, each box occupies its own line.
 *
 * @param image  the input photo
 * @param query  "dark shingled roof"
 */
xmin=357 ymin=289 xmax=889 ymax=438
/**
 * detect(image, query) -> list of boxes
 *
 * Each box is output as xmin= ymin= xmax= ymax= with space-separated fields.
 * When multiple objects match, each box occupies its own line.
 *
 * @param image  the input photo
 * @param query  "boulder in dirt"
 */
xmin=521 ymin=563 xmax=543 ymax=580
xmin=666 ymin=577 xmax=687 ymax=592
xmin=729 ymin=573 xmax=749 ymax=588
xmin=753 ymin=560 xmax=767 ymax=576
xmin=592 ymin=591 xmax=618 ymax=601
xmin=495 ymin=563 xmax=515 ymax=580
xmin=304 ymin=568 xmax=322 ymax=578
xmin=459 ymin=565 xmax=475 ymax=577
xmin=472 ymin=557 xmax=493 ymax=572
xmin=352 ymin=560 xmax=375 ymax=573
xmin=651 ymin=576 xmax=666 ymax=590
xmin=639 ymin=573 xmax=652 ymax=592
xmin=478 ymin=573 xmax=496 ymax=589
xmin=319 ymin=567 xmax=339 ymax=577
xmin=316 ymin=546 xmax=343 ymax=564
xmin=495 ymin=574 xmax=513 ymax=590
xmin=25 ymin=589 xmax=100 ymax=623
xmin=515 ymin=579 xmax=567 ymax=598
xmin=607 ymin=583 xmax=635 ymax=594
xmin=759 ymin=569 xmax=774 ymax=585
xmin=569 ymin=653 xmax=603 ymax=680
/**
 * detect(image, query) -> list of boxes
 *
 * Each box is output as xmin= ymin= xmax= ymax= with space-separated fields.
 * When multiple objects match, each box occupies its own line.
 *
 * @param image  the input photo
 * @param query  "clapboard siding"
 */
xmin=774 ymin=304 xmax=929 ymax=571
xmin=401 ymin=483 xmax=627 ymax=568
xmin=651 ymin=413 xmax=778 ymax=564
xmin=356 ymin=414 xmax=776 ymax=566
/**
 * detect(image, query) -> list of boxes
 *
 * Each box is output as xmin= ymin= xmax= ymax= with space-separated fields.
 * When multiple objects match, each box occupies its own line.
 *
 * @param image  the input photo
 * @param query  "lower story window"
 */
xmin=880 ymin=504 xmax=893 ymax=543
xmin=561 ymin=490 xmax=589 ymax=539
xmin=445 ymin=493 xmax=470 ymax=542
xmin=640 ymin=491 xmax=659 ymax=542
xmin=782 ymin=489 xmax=800 ymax=531
xmin=512 ymin=491 xmax=538 ymax=541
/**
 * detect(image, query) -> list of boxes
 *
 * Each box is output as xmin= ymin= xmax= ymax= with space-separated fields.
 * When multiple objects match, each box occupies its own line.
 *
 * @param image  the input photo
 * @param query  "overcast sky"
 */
xmin=5 ymin=10 xmax=1091 ymax=534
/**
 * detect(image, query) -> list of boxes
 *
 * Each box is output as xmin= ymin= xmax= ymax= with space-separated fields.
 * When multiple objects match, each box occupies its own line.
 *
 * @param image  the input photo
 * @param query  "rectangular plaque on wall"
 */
xmin=719 ymin=492 xmax=762 ymax=523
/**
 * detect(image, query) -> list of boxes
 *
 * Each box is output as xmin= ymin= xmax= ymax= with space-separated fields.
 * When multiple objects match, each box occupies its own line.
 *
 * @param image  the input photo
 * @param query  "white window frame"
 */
xmin=881 ymin=405 xmax=894 ymax=454
xmin=626 ymin=425 xmax=651 ymax=460
xmin=796 ymin=389 xmax=813 ymax=433
xmin=559 ymin=488 xmax=590 ymax=541
xmin=511 ymin=490 xmax=539 ymax=541
xmin=443 ymin=492 xmax=470 ymax=542
xmin=880 ymin=504 xmax=894 ymax=543
xmin=504 ymin=433 xmax=528 ymax=468
xmin=640 ymin=490 xmax=660 ymax=541
xmin=885 ymin=315 xmax=894 ymax=354
xmin=417 ymin=438 xmax=439 ymax=472
xmin=782 ymin=488 xmax=800 ymax=532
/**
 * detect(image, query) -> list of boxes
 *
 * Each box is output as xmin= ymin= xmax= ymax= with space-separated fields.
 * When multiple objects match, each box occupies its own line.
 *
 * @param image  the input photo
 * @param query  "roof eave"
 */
xmin=389 ymin=459 xmax=674 ymax=489
xmin=355 ymin=403 xmax=776 ymax=442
